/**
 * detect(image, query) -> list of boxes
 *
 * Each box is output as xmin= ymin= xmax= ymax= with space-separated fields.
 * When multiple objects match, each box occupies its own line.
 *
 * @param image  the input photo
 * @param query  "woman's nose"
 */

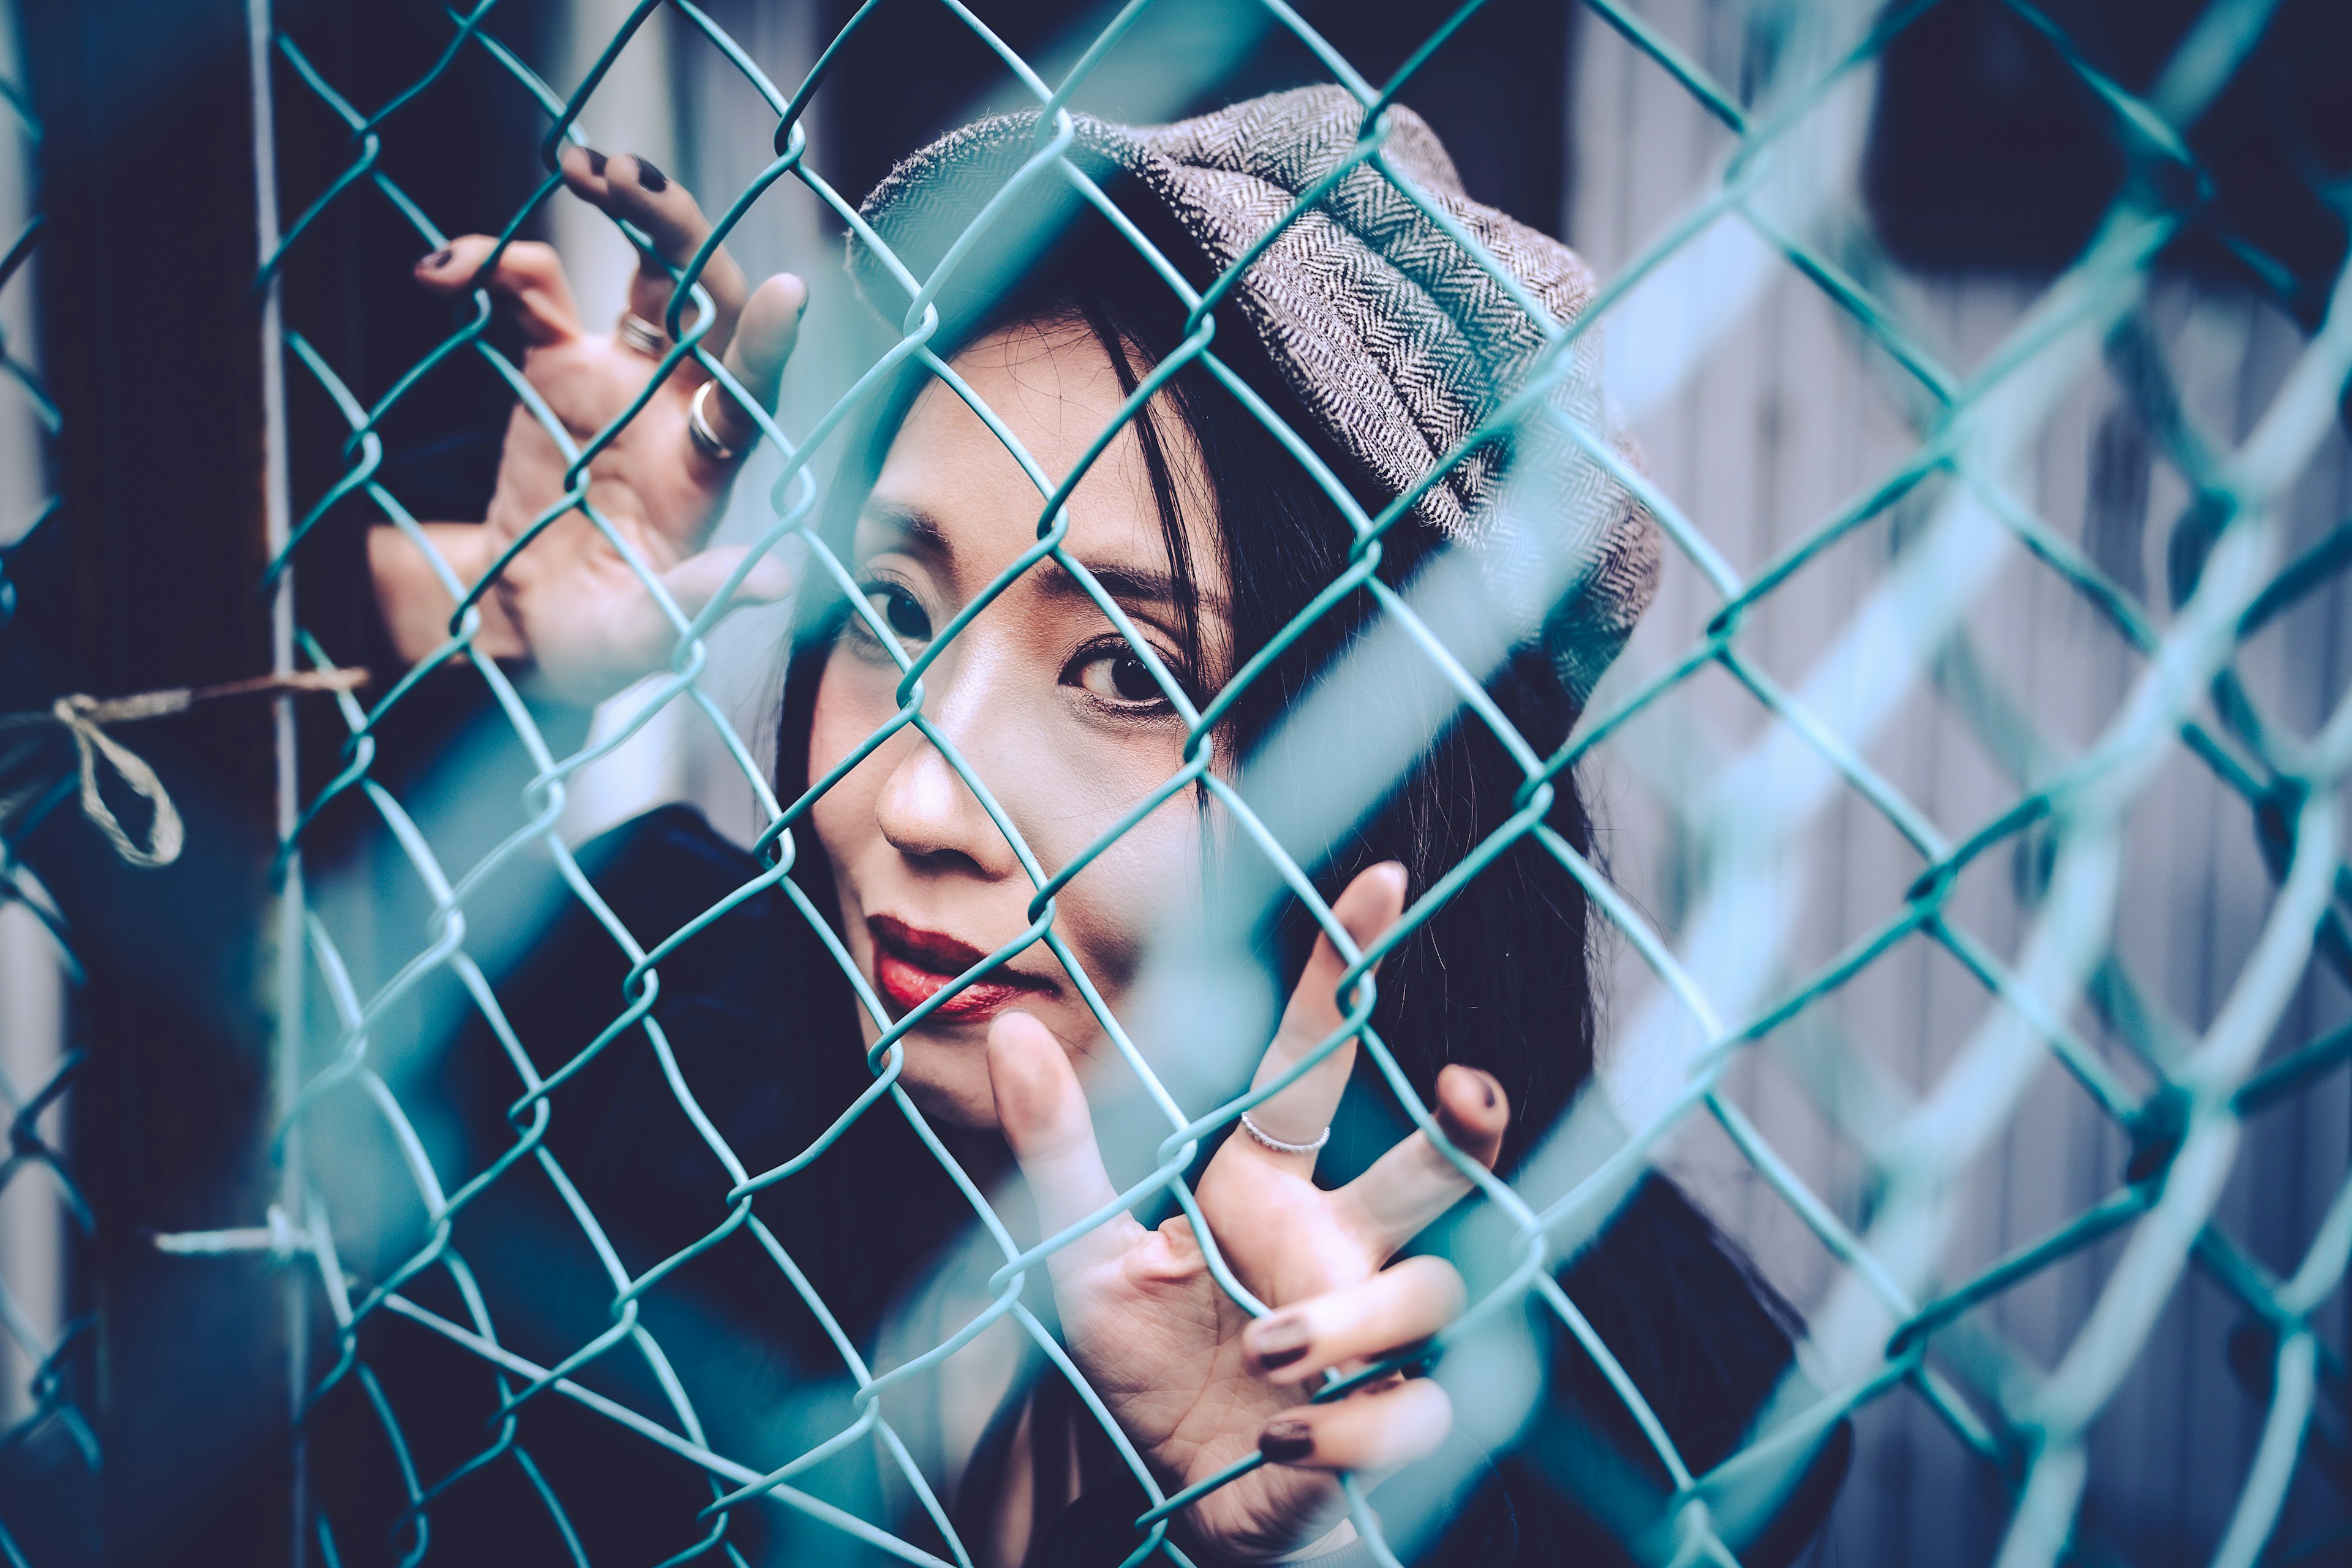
xmin=873 ymin=718 xmax=1022 ymax=878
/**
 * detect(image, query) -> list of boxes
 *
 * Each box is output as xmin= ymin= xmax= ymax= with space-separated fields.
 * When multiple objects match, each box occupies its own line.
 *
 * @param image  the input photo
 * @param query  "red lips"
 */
xmin=867 ymin=914 xmax=1049 ymax=1022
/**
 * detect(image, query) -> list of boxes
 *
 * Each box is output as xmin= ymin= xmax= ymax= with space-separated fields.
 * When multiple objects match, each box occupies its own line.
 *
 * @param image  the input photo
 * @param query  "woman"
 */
xmin=355 ymin=88 xmax=1846 ymax=1567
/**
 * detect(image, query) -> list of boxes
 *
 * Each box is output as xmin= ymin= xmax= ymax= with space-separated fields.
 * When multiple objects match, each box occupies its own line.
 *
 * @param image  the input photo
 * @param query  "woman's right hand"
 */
xmin=989 ymin=865 xmax=1510 ymax=1562
xmin=368 ymin=149 xmax=807 ymax=706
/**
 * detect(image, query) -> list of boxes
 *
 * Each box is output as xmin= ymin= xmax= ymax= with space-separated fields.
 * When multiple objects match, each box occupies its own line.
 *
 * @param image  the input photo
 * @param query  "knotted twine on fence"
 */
xmin=241 ymin=1 xmax=2352 ymax=1565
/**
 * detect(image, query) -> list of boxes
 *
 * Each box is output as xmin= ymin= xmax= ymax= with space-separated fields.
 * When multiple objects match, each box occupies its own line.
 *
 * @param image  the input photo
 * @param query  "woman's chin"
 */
xmin=888 ymin=1029 xmax=1005 ymax=1131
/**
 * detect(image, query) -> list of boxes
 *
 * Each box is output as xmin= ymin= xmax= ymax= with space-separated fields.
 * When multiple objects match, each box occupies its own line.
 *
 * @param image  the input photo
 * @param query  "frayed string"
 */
xmin=0 ymin=668 xmax=364 ymax=868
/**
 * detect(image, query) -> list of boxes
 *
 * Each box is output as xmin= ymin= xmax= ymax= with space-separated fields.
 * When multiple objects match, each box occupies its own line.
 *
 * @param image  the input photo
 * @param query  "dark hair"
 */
xmin=775 ymin=207 xmax=1598 ymax=1173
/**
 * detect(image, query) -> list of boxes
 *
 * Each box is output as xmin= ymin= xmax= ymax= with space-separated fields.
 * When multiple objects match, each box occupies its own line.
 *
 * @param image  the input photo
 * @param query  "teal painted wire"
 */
xmin=231 ymin=0 xmax=2352 ymax=1564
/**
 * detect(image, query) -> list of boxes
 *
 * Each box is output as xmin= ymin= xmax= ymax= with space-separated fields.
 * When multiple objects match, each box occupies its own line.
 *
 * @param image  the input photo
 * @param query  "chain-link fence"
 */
xmin=201 ymin=0 xmax=2352 ymax=1563
xmin=0 ymin=48 xmax=98 ymax=1568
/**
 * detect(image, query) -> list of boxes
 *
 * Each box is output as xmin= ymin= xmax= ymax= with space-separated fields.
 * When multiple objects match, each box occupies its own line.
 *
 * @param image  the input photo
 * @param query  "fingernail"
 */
xmin=1259 ymin=1421 xmax=1315 ymax=1464
xmin=1481 ymin=1074 xmax=1498 ymax=1109
xmin=1246 ymin=1314 xmax=1310 ymax=1368
xmin=584 ymin=148 xmax=608 ymax=176
xmin=632 ymin=156 xmax=668 ymax=193
xmin=421 ymin=247 xmax=453 ymax=270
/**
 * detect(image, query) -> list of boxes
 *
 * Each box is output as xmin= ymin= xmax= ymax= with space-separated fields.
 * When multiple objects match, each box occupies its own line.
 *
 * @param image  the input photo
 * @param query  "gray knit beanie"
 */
xmin=850 ymin=85 xmax=1658 ymax=705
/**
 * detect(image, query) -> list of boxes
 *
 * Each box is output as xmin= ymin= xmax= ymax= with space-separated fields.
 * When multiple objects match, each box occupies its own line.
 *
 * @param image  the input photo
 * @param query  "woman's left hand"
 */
xmin=369 ymin=150 xmax=805 ymax=706
xmin=987 ymin=862 xmax=1509 ymax=1561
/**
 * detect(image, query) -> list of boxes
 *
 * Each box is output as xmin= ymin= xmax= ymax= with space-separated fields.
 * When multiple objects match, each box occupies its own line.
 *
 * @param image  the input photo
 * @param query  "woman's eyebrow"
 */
xmin=856 ymin=500 xmax=952 ymax=560
xmin=860 ymin=499 xmax=1229 ymax=617
xmin=1035 ymin=555 xmax=1228 ymax=619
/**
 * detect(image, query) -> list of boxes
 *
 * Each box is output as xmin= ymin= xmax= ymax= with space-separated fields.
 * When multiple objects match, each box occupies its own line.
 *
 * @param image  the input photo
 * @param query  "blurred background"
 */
xmin=3 ymin=0 xmax=2351 ymax=1563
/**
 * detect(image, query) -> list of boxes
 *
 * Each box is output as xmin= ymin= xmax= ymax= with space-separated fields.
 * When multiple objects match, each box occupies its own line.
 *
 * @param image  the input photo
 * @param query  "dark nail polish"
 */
xmin=584 ymin=148 xmax=608 ymax=176
xmin=1247 ymin=1314 xmax=1309 ymax=1365
xmin=632 ymin=156 xmax=668 ymax=193
xmin=421 ymin=247 xmax=453 ymax=269
xmin=1259 ymin=1421 xmax=1315 ymax=1464
xmin=1482 ymin=1076 xmax=1498 ymax=1109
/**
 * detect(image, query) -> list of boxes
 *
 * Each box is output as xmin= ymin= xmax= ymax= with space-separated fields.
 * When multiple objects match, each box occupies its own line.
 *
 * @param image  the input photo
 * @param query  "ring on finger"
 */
xmin=1240 ymin=1110 xmax=1329 ymax=1156
xmin=617 ymin=310 xmax=668 ymax=358
xmin=687 ymin=381 xmax=740 ymax=463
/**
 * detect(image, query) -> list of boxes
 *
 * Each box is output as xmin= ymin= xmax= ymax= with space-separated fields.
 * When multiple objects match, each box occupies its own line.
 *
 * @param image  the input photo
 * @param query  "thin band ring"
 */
xmin=617 ymin=310 xmax=668 ymax=358
xmin=1238 ymin=1110 xmax=1330 ymax=1157
xmin=687 ymin=382 xmax=740 ymax=464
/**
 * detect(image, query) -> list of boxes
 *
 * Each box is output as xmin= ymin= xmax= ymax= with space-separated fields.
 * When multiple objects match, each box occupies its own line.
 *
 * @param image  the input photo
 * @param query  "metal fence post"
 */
xmin=16 ymin=0 xmax=296 ymax=1561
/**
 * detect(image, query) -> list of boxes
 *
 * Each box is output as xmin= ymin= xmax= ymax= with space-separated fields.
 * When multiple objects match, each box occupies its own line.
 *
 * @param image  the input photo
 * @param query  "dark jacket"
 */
xmin=290 ymin=804 xmax=1845 ymax=1567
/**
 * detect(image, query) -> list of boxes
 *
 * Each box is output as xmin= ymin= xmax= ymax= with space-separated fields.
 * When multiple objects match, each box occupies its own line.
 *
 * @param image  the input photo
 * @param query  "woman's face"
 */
xmin=808 ymin=317 xmax=1230 ymax=1126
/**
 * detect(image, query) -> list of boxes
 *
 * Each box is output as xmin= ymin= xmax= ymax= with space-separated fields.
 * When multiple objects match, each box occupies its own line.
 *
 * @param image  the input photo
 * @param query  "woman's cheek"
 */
xmin=1030 ymin=709 xmax=1202 ymax=998
xmin=807 ymin=655 xmax=892 ymax=872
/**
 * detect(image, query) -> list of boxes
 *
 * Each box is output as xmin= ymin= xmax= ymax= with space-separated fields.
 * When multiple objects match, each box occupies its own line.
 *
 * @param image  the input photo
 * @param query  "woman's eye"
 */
xmin=862 ymin=582 xmax=932 ymax=646
xmin=1076 ymin=648 xmax=1169 ymax=704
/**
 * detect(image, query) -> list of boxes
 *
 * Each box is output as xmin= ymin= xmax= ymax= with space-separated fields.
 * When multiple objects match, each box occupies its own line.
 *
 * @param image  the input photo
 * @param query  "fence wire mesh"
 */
xmin=243 ymin=1 xmax=2352 ymax=1564
xmin=0 ymin=60 xmax=97 ymax=1568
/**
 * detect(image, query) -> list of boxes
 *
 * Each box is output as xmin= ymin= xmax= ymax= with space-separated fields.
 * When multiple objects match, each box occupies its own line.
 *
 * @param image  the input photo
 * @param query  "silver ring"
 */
xmin=687 ymin=381 xmax=739 ymax=463
xmin=616 ymin=310 xmax=668 ymax=358
xmin=1238 ymin=1110 xmax=1330 ymax=1157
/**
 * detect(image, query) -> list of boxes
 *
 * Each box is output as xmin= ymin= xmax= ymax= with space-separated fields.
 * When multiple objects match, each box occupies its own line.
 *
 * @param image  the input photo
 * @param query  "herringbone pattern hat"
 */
xmin=854 ymin=85 xmax=1659 ymax=703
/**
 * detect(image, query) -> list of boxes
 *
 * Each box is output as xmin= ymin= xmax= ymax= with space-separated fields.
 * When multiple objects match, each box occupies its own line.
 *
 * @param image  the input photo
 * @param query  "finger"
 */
xmin=1241 ymin=1256 xmax=1465 ymax=1384
xmin=529 ymin=543 xmax=794 ymax=710
xmin=1332 ymin=1065 xmax=1509 ymax=1260
xmin=369 ymin=523 xmax=524 ymax=666
xmin=1258 ymin=1378 xmax=1452 ymax=1474
xmin=560 ymin=145 xmax=748 ymax=357
xmin=416 ymin=236 xmax=581 ymax=345
xmin=1242 ymin=862 xmax=1408 ymax=1159
xmin=989 ymin=1011 xmax=1131 ymax=1273
xmin=706 ymin=274 xmax=808 ymax=451
xmin=658 ymin=540 xmax=802 ymax=622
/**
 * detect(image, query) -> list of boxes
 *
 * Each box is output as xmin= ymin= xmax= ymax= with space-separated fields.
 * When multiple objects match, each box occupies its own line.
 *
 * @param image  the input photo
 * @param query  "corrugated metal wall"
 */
xmin=1567 ymin=3 xmax=2351 ymax=1562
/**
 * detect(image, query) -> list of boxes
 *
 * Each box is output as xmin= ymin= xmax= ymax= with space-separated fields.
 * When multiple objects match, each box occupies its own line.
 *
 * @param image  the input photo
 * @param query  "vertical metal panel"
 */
xmin=1569 ymin=4 xmax=2351 ymax=1562
xmin=17 ymin=0 xmax=295 ymax=1559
